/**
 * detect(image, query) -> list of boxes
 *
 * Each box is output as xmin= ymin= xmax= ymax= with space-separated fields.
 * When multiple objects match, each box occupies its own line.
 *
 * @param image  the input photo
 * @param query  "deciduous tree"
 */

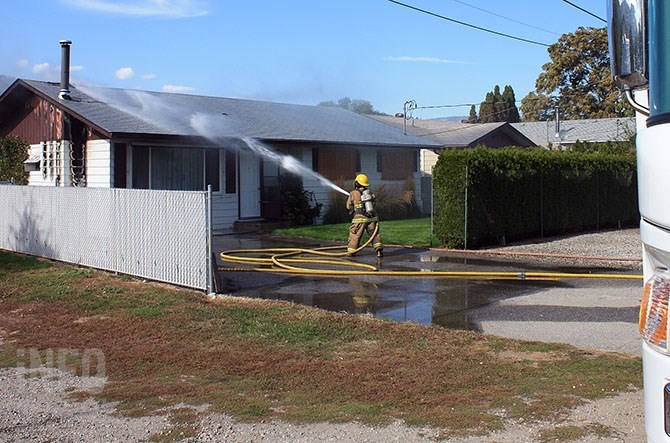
xmin=520 ymin=27 xmax=632 ymax=121
xmin=318 ymin=97 xmax=386 ymax=115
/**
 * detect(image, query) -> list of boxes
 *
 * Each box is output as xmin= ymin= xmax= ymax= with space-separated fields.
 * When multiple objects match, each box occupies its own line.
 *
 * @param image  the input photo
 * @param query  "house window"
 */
xmin=131 ymin=146 xmax=222 ymax=191
xmin=378 ymin=148 xmax=418 ymax=180
xmin=151 ymin=147 xmax=203 ymax=190
xmin=314 ymin=147 xmax=358 ymax=182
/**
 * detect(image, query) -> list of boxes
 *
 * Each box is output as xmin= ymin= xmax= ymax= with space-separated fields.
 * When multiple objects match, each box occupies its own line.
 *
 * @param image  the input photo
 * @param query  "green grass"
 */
xmin=273 ymin=217 xmax=433 ymax=247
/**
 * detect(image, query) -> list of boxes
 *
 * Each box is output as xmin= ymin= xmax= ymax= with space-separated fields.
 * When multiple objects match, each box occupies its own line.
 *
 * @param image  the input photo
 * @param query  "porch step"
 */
xmin=233 ymin=219 xmax=283 ymax=233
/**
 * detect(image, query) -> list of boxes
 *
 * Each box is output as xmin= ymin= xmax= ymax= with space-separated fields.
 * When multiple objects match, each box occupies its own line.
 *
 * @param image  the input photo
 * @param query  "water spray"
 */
xmin=74 ymin=86 xmax=351 ymax=197
xmin=190 ymin=114 xmax=352 ymax=196
xmin=240 ymin=137 xmax=350 ymax=197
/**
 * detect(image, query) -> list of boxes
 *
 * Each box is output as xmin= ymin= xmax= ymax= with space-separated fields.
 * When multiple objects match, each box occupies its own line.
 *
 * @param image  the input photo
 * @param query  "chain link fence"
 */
xmin=0 ymin=186 xmax=212 ymax=291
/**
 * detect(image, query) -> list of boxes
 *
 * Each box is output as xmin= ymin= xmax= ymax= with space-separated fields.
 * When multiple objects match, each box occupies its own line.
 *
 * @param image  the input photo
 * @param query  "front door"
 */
xmin=239 ymin=150 xmax=261 ymax=219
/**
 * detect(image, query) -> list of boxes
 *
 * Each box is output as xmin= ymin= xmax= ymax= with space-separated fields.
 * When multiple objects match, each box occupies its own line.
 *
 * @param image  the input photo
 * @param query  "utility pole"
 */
xmin=403 ymin=100 xmax=417 ymax=135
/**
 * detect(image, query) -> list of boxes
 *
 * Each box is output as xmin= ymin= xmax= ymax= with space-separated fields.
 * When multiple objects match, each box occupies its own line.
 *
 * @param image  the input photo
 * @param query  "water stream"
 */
xmin=240 ymin=137 xmax=350 ymax=196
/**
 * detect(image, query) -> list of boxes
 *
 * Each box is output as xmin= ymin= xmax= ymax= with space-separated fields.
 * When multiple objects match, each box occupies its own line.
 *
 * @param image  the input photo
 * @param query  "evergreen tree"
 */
xmin=478 ymin=91 xmax=496 ymax=123
xmin=467 ymin=105 xmax=477 ymax=123
xmin=501 ymin=85 xmax=520 ymax=123
xmin=478 ymin=85 xmax=520 ymax=123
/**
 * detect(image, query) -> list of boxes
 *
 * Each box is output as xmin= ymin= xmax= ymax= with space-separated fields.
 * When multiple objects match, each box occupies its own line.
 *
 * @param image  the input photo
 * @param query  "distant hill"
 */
xmin=431 ymin=115 xmax=468 ymax=123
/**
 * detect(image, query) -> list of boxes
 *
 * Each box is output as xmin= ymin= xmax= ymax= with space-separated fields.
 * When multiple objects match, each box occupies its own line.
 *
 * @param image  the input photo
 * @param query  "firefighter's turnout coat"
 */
xmin=346 ymin=188 xmax=383 ymax=255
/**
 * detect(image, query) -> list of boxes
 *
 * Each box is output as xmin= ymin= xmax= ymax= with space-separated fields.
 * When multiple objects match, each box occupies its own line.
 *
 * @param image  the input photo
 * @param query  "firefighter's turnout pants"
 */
xmin=346 ymin=188 xmax=383 ymax=255
xmin=348 ymin=218 xmax=383 ymax=255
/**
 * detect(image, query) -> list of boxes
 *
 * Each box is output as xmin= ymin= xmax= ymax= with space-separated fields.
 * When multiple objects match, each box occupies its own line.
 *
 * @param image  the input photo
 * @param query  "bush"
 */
xmin=0 ymin=136 xmax=29 ymax=184
xmin=322 ymin=185 xmax=351 ymax=224
xmin=322 ymin=177 xmax=422 ymax=224
xmin=374 ymin=178 xmax=422 ymax=221
xmin=280 ymin=173 xmax=322 ymax=226
xmin=433 ymin=147 xmax=639 ymax=249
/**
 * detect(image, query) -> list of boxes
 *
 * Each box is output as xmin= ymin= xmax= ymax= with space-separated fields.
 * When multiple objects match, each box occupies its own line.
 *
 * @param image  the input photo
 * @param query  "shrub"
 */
xmin=0 ymin=136 xmax=29 ymax=184
xmin=322 ymin=177 xmax=422 ymax=224
xmin=280 ymin=173 xmax=322 ymax=226
xmin=433 ymin=147 xmax=638 ymax=248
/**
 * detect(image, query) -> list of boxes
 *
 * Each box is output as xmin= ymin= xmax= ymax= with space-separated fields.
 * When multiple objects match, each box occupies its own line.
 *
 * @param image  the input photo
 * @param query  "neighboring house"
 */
xmin=0 ymin=46 xmax=439 ymax=230
xmin=511 ymin=117 xmax=636 ymax=149
xmin=371 ymin=115 xmax=536 ymax=177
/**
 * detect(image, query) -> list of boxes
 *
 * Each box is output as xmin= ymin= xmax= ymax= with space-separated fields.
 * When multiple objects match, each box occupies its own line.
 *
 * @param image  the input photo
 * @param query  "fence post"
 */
xmin=464 ymin=164 xmax=468 ymax=250
xmin=430 ymin=167 xmax=434 ymax=247
xmin=206 ymin=185 xmax=214 ymax=295
xmin=540 ymin=166 xmax=544 ymax=238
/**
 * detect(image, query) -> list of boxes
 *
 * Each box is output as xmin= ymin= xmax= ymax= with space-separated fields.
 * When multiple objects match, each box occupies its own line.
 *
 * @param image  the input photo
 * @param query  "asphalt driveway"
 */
xmin=213 ymin=231 xmax=642 ymax=356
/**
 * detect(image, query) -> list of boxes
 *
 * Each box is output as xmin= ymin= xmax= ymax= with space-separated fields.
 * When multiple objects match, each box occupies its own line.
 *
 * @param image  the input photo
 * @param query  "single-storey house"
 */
xmin=0 ymin=44 xmax=439 ymax=230
xmin=370 ymin=115 xmax=536 ymax=176
xmin=511 ymin=117 xmax=636 ymax=149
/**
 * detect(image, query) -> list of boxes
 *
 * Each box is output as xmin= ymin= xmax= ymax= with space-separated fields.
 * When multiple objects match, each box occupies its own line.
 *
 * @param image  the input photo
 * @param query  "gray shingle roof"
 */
xmin=370 ymin=115 xmax=533 ymax=148
xmin=15 ymin=80 xmax=440 ymax=148
xmin=511 ymin=118 xmax=636 ymax=147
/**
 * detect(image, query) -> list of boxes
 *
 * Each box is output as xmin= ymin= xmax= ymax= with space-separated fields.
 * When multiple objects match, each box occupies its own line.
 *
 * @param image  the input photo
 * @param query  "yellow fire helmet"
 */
xmin=355 ymin=173 xmax=369 ymax=187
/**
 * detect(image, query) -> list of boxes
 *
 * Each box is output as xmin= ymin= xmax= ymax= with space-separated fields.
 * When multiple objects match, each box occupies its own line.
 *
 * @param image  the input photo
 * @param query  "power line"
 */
xmin=560 ymin=0 xmax=607 ymax=23
xmin=417 ymin=103 xmax=476 ymax=110
xmin=415 ymin=100 xmax=524 ymax=111
xmin=387 ymin=0 xmax=550 ymax=47
xmin=447 ymin=0 xmax=560 ymax=36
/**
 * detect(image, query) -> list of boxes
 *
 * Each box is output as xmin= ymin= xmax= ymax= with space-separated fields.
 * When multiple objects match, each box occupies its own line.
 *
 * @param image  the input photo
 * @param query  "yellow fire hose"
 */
xmin=218 ymin=225 xmax=642 ymax=282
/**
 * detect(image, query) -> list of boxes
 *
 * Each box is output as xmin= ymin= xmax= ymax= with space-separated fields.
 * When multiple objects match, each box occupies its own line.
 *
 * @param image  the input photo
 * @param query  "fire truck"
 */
xmin=608 ymin=0 xmax=670 ymax=440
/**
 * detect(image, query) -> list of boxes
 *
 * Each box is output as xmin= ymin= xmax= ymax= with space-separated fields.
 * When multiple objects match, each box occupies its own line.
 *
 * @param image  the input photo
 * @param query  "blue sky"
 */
xmin=1 ymin=0 xmax=607 ymax=119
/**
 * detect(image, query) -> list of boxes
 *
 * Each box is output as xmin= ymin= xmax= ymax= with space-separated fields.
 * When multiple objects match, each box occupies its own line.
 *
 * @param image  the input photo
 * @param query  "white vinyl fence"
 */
xmin=0 ymin=186 xmax=212 ymax=291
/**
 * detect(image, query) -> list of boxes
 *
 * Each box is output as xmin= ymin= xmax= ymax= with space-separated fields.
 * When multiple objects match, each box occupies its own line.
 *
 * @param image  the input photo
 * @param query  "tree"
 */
xmin=519 ymin=92 xmax=555 ymax=121
xmin=478 ymin=91 xmax=496 ymax=123
xmin=501 ymin=85 xmax=520 ymax=123
xmin=318 ymin=97 xmax=386 ymax=115
xmin=0 ymin=136 xmax=29 ymax=184
xmin=467 ymin=104 xmax=477 ymax=123
xmin=477 ymin=85 xmax=520 ymax=123
xmin=520 ymin=27 xmax=632 ymax=121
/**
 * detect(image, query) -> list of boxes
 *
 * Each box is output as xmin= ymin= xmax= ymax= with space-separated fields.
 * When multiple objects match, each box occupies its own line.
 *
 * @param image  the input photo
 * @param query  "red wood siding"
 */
xmin=5 ymin=97 xmax=65 ymax=144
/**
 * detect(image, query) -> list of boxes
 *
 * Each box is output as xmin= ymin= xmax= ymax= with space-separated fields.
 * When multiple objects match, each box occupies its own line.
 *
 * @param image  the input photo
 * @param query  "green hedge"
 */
xmin=433 ymin=147 xmax=639 ymax=249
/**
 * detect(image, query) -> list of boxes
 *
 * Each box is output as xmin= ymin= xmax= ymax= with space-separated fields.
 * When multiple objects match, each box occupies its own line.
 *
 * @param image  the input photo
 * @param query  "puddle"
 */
xmin=216 ymin=268 xmax=562 ymax=332
xmin=214 ymin=234 xmax=628 ymax=332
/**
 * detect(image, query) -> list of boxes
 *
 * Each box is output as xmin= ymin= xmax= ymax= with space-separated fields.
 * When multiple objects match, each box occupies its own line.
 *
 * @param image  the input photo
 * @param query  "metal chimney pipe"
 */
xmin=554 ymin=105 xmax=560 ymax=139
xmin=59 ymin=40 xmax=72 ymax=100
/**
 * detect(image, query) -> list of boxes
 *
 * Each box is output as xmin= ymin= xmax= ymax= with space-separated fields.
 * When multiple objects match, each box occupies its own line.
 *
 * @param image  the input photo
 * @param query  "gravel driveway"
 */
xmin=0 ymin=228 xmax=647 ymax=442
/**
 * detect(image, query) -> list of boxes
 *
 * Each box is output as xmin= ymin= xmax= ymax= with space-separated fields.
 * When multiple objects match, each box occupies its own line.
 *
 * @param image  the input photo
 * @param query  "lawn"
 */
xmin=0 ymin=250 xmax=642 ymax=442
xmin=273 ymin=217 xmax=433 ymax=247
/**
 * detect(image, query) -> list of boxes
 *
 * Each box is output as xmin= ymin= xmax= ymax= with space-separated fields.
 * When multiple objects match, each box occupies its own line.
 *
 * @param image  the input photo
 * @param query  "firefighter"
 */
xmin=346 ymin=173 xmax=383 ymax=257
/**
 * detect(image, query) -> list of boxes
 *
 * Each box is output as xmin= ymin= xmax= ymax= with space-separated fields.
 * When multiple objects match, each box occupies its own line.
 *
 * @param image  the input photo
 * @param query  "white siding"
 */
xmin=211 ymin=192 xmax=238 ymax=230
xmin=86 ymin=139 xmax=112 ymax=188
xmin=421 ymin=149 xmax=439 ymax=177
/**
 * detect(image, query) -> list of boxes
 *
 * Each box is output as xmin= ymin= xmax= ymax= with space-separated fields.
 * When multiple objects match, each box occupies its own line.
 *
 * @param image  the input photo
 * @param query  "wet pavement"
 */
xmin=213 ymin=232 xmax=643 ymax=355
